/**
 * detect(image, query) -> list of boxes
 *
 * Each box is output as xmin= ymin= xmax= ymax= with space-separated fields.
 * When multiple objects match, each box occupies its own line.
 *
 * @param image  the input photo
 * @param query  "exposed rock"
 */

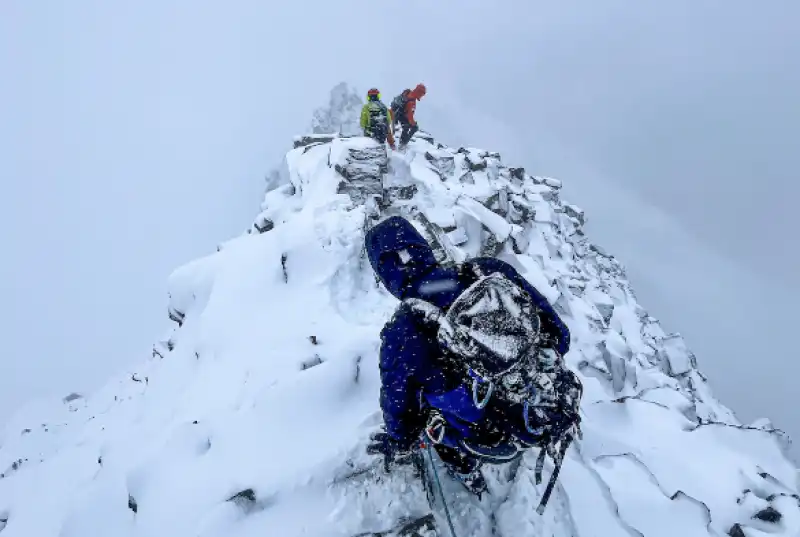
xmin=458 ymin=171 xmax=475 ymax=184
xmin=168 ymin=306 xmax=185 ymax=326
xmin=301 ymin=355 xmax=324 ymax=370
xmin=424 ymin=151 xmax=455 ymax=180
xmin=414 ymin=131 xmax=436 ymax=144
xmin=294 ymin=134 xmax=337 ymax=149
xmin=480 ymin=229 xmax=504 ymax=258
xmin=281 ymin=253 xmax=289 ymax=283
xmin=387 ymin=185 xmax=417 ymax=201
xmin=658 ymin=334 xmax=696 ymax=377
xmin=1 ymin=459 xmax=26 ymax=479
xmin=414 ymin=212 xmax=451 ymax=265
xmin=334 ymin=144 xmax=386 ymax=205
xmin=563 ymin=203 xmax=586 ymax=226
xmin=226 ymin=488 xmax=273 ymax=515
xmin=253 ymin=215 xmax=274 ymax=233
xmin=532 ymin=176 xmax=562 ymax=189
xmin=465 ymin=154 xmax=487 ymax=171
xmin=728 ymin=523 xmax=746 ymax=537
xmin=227 ymin=488 xmax=256 ymax=505
xmin=596 ymin=303 xmax=615 ymax=325
xmin=753 ymin=506 xmax=782 ymax=523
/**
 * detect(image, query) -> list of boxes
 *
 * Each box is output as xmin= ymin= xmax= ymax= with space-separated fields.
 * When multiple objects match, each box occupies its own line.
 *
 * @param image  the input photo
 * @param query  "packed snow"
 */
xmin=0 ymin=89 xmax=797 ymax=537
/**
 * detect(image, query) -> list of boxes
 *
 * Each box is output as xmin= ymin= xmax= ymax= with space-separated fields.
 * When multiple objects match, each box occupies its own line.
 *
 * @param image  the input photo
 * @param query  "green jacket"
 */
xmin=360 ymin=101 xmax=393 ymax=132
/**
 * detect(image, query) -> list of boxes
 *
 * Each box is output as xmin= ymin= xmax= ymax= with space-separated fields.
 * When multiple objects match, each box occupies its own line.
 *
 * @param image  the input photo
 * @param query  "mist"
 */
xmin=1 ymin=1 xmax=797 ymax=459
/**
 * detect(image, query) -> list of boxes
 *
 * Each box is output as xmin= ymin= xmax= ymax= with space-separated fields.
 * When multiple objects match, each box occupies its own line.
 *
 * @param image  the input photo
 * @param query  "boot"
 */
xmin=446 ymin=465 xmax=488 ymax=498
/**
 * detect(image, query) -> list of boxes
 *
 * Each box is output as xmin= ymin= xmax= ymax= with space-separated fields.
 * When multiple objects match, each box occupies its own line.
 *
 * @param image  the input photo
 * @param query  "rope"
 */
xmin=424 ymin=443 xmax=459 ymax=537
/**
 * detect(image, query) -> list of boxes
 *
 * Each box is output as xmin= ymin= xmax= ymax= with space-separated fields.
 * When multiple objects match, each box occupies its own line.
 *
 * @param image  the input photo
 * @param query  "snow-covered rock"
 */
xmin=0 ymin=113 xmax=797 ymax=537
xmin=309 ymin=82 xmax=363 ymax=137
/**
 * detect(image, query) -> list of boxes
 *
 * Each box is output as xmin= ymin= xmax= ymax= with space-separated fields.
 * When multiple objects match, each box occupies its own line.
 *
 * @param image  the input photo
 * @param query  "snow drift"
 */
xmin=0 ymin=87 xmax=798 ymax=537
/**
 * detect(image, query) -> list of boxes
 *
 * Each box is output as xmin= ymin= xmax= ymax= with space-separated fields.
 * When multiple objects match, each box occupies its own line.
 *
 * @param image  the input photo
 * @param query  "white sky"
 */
xmin=1 ymin=1 xmax=797 ymax=459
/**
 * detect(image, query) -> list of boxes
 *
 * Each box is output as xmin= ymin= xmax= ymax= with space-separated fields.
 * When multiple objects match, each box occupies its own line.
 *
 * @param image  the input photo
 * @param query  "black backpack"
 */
xmin=405 ymin=262 xmax=576 ymax=405
xmin=406 ymin=262 xmax=582 ymax=512
xmin=390 ymin=91 xmax=410 ymax=123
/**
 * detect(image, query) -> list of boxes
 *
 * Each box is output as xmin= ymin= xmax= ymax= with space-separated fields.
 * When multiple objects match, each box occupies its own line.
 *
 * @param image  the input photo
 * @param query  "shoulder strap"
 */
xmin=459 ymin=259 xmax=489 ymax=282
xmin=403 ymin=297 xmax=444 ymax=326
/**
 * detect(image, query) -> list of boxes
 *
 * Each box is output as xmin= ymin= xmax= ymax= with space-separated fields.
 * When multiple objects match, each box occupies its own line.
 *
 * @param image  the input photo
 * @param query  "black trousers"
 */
xmin=399 ymin=121 xmax=419 ymax=146
xmin=365 ymin=123 xmax=388 ymax=144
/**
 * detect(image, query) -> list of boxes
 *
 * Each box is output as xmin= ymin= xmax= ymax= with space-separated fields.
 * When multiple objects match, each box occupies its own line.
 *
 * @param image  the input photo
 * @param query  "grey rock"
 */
xmin=253 ymin=216 xmax=274 ymax=233
xmin=424 ymin=151 xmax=455 ymax=180
xmin=563 ymin=203 xmax=586 ymax=226
xmin=465 ymin=154 xmax=487 ymax=171
xmin=293 ymin=134 xmax=337 ymax=148
xmin=753 ymin=506 xmax=782 ymax=523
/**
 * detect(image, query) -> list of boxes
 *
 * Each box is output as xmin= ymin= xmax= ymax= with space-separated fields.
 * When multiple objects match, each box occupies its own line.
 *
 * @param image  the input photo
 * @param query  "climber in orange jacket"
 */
xmin=391 ymin=84 xmax=426 ymax=149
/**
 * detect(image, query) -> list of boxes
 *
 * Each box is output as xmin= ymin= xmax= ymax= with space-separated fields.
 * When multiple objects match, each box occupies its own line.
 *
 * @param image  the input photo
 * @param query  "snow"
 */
xmin=0 ymin=115 xmax=797 ymax=537
xmin=456 ymin=197 xmax=513 ymax=242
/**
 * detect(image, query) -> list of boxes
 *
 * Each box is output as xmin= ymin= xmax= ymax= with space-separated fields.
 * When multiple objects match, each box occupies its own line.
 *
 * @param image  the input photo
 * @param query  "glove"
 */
xmin=366 ymin=431 xmax=413 ymax=472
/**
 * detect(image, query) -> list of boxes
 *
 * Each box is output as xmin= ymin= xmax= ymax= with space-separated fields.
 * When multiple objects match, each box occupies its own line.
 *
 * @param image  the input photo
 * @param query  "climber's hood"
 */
xmin=365 ymin=216 xmax=438 ymax=300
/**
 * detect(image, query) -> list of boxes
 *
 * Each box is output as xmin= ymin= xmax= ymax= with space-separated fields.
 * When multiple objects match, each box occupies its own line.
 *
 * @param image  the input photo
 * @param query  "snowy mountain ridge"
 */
xmin=0 ymin=85 xmax=798 ymax=537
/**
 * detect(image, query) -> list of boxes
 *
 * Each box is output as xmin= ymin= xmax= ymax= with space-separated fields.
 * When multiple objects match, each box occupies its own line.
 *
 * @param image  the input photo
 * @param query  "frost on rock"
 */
xmin=0 ymin=112 xmax=797 ymax=537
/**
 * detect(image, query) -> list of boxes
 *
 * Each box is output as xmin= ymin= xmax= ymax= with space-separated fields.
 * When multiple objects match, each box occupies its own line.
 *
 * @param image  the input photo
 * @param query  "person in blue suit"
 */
xmin=365 ymin=215 xmax=573 ymax=493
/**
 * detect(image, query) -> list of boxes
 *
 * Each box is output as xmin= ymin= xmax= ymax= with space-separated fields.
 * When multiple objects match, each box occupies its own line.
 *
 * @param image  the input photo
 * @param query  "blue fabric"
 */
xmin=365 ymin=216 xmax=571 ymax=447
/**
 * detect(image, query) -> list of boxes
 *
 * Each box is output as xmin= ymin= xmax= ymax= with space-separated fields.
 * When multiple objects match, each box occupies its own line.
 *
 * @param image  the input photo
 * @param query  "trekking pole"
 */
xmin=423 ymin=442 xmax=459 ymax=537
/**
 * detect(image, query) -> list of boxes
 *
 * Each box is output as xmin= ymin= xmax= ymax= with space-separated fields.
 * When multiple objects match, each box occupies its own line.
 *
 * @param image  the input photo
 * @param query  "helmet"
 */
xmin=414 ymin=83 xmax=426 ymax=97
xmin=367 ymin=88 xmax=381 ymax=100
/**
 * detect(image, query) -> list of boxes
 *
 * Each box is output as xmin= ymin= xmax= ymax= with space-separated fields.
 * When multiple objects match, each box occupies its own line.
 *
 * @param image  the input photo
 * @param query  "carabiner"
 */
xmin=523 ymin=400 xmax=546 ymax=436
xmin=469 ymin=370 xmax=494 ymax=409
xmin=425 ymin=413 xmax=446 ymax=444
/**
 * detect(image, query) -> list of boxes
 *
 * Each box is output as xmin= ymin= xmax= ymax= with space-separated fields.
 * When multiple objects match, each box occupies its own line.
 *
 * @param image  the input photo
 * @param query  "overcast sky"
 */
xmin=1 ymin=1 xmax=797 ymax=459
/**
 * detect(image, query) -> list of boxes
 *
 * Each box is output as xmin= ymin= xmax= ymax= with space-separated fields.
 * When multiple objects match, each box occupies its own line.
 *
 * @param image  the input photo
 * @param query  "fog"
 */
xmin=1 ymin=1 xmax=796 ymax=458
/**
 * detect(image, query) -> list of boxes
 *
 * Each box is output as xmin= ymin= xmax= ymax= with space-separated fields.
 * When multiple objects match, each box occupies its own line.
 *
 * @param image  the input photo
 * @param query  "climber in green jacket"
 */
xmin=360 ymin=88 xmax=396 ymax=149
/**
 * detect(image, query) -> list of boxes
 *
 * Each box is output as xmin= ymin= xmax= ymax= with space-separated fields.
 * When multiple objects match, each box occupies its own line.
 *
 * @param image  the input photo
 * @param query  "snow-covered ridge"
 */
xmin=0 ymin=91 xmax=798 ymax=536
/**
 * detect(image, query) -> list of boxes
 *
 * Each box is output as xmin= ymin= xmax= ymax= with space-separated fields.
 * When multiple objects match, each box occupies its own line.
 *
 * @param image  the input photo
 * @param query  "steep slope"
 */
xmin=0 ymin=98 xmax=798 ymax=537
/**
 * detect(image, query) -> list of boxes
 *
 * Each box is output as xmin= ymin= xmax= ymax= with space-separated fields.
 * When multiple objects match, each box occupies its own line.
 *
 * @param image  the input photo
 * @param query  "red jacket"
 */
xmin=404 ymin=87 xmax=425 ymax=126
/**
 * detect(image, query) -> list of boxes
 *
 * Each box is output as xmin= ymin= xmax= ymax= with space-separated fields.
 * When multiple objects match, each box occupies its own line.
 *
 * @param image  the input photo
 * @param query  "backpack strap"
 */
xmin=535 ymin=432 xmax=573 ymax=514
xmin=403 ymin=297 xmax=444 ymax=326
